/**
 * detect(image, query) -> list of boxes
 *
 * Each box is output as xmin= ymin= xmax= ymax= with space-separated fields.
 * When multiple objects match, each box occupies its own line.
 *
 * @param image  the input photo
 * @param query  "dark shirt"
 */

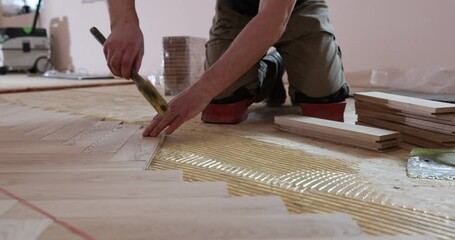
xmin=226 ymin=0 xmax=305 ymax=16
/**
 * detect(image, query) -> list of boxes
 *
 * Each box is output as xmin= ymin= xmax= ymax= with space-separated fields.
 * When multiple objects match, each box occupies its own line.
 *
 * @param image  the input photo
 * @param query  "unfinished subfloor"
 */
xmin=0 ymin=75 xmax=454 ymax=238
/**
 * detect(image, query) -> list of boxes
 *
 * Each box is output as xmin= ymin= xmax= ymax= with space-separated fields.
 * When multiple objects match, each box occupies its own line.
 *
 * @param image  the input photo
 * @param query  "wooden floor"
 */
xmin=0 ymin=102 xmax=439 ymax=239
xmin=0 ymin=102 xmax=423 ymax=240
xmin=0 ymin=75 xmax=132 ymax=94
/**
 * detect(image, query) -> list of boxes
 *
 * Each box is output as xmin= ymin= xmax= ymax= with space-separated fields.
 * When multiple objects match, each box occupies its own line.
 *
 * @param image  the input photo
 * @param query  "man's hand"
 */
xmin=105 ymin=0 xmax=143 ymax=79
xmin=143 ymin=83 xmax=213 ymax=137
xmin=104 ymin=25 xmax=144 ymax=79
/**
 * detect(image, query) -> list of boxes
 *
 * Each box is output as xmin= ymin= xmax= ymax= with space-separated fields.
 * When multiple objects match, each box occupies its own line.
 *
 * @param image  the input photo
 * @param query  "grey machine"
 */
xmin=0 ymin=0 xmax=50 ymax=75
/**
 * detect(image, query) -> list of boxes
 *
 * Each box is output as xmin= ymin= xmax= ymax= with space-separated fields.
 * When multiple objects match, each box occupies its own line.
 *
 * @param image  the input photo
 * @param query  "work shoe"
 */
xmin=257 ymin=50 xmax=286 ymax=107
xmin=292 ymin=83 xmax=351 ymax=105
xmin=201 ymin=87 xmax=256 ymax=124
xmin=264 ymin=76 xmax=286 ymax=107
xmin=293 ymin=83 xmax=351 ymax=122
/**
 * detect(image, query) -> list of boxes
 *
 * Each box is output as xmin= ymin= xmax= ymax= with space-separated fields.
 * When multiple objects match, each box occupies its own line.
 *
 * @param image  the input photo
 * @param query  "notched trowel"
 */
xmin=407 ymin=148 xmax=455 ymax=180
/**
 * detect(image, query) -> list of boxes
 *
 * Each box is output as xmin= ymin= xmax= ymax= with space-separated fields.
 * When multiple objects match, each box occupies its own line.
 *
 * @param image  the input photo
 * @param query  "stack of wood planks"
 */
xmin=162 ymin=36 xmax=206 ymax=96
xmin=1 ymin=102 xmax=436 ymax=239
xmin=275 ymin=115 xmax=401 ymax=152
xmin=354 ymin=91 xmax=455 ymax=148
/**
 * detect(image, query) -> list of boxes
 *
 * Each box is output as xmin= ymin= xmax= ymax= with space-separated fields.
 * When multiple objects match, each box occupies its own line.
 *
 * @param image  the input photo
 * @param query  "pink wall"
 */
xmin=0 ymin=13 xmax=35 ymax=27
xmin=327 ymin=0 xmax=455 ymax=72
xmin=39 ymin=0 xmax=455 ymax=75
xmin=40 ymin=0 xmax=215 ymax=75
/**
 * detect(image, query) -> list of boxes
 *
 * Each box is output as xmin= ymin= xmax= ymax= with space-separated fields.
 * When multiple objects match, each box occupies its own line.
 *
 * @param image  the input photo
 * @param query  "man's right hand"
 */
xmin=105 ymin=0 xmax=144 ymax=79
xmin=103 ymin=24 xmax=144 ymax=79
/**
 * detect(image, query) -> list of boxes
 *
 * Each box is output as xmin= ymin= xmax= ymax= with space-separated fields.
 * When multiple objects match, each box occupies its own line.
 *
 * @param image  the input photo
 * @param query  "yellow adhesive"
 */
xmin=150 ymin=129 xmax=455 ymax=239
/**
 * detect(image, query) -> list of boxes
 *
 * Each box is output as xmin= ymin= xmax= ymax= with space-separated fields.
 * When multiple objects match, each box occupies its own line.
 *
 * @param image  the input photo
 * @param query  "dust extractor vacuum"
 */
xmin=0 ymin=0 xmax=50 ymax=75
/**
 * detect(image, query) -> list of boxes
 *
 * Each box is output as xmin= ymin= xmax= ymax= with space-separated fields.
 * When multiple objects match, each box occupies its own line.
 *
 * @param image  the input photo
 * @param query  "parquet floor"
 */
xmin=0 ymin=102 xmax=397 ymax=240
xmin=1 ymin=71 xmax=450 ymax=239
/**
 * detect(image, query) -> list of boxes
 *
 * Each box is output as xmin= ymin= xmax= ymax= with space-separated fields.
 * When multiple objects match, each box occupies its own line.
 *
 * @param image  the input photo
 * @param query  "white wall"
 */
xmin=39 ymin=0 xmax=455 ymax=75
xmin=40 ymin=0 xmax=215 ymax=75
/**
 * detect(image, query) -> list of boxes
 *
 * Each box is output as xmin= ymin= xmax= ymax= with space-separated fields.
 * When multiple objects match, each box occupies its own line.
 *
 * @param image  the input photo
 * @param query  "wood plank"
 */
xmin=280 ymin=125 xmax=400 ymax=148
xmin=275 ymin=115 xmax=400 ymax=141
xmin=4 ymin=196 xmax=287 ymax=219
xmin=279 ymin=126 xmax=400 ymax=152
xmin=0 ymin=197 xmax=43 ymax=219
xmin=62 ymin=120 xmax=122 ymax=148
xmin=0 ymin=105 xmax=32 ymax=120
xmin=0 ymin=138 xmax=61 ymax=145
xmin=41 ymin=117 xmax=103 ymax=141
xmin=0 ymin=130 xmax=47 ymax=141
xmin=0 ymin=200 xmax=17 ymax=216
xmin=0 ymin=192 xmax=12 ymax=200
xmin=0 ymin=108 xmax=51 ymax=126
xmin=82 ymin=123 xmax=141 ymax=154
xmin=0 ymin=102 xmax=12 ymax=109
xmin=0 ymin=76 xmax=133 ymax=94
xmin=400 ymin=133 xmax=446 ymax=148
xmin=0 ymin=170 xmax=183 ymax=186
xmin=357 ymin=116 xmax=455 ymax=144
xmin=25 ymin=114 xmax=85 ymax=138
xmin=9 ymin=111 xmax=71 ymax=133
xmin=355 ymin=100 xmax=455 ymax=124
xmin=232 ymin=235 xmax=437 ymax=240
xmin=113 ymin=128 xmax=163 ymax=161
xmin=0 ymin=146 xmax=87 ymax=155
xmin=39 ymin=213 xmax=363 ymax=240
xmin=354 ymin=92 xmax=455 ymax=114
xmin=0 ymin=153 xmax=114 ymax=161
xmin=4 ymin=181 xmax=229 ymax=200
xmin=356 ymin=107 xmax=455 ymax=135
xmin=0 ymin=159 xmax=146 ymax=173
xmin=0 ymin=219 xmax=53 ymax=240
xmin=357 ymin=122 xmax=448 ymax=148
xmin=37 ymin=224 xmax=83 ymax=240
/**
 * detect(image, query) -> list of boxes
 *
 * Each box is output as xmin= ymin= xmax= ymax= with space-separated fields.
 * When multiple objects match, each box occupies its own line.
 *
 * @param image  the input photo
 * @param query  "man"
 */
xmin=104 ymin=0 xmax=350 ymax=137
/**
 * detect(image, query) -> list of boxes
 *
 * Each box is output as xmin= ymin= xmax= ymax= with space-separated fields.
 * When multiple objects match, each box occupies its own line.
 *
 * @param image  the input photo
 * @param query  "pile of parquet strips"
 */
xmin=275 ymin=116 xmax=401 ymax=152
xmin=0 ymin=102 xmax=435 ymax=239
xmin=162 ymin=36 xmax=206 ymax=96
xmin=354 ymin=91 xmax=455 ymax=148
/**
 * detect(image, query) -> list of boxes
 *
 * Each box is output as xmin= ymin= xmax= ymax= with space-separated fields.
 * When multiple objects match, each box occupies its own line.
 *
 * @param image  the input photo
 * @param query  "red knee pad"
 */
xmin=201 ymin=98 xmax=255 ymax=124
xmin=298 ymin=101 xmax=346 ymax=122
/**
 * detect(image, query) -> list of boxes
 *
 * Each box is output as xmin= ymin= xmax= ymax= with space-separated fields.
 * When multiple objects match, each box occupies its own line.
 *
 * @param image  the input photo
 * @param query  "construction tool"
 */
xmin=407 ymin=148 xmax=455 ymax=180
xmin=411 ymin=148 xmax=455 ymax=166
xmin=89 ymin=27 xmax=170 ymax=115
xmin=0 ymin=0 xmax=51 ymax=75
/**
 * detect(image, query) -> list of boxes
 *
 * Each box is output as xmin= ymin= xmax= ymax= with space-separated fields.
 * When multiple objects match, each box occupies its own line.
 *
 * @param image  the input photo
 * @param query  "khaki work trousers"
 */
xmin=205 ymin=0 xmax=346 ymax=101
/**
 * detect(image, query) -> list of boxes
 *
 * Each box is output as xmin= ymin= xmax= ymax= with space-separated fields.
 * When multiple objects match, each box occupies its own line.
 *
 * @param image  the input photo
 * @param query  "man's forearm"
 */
xmin=106 ymin=0 xmax=139 ymax=29
xmin=195 ymin=0 xmax=295 ymax=100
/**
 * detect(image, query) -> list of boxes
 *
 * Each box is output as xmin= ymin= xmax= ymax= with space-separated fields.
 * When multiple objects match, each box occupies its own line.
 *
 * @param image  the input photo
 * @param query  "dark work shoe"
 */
xmin=201 ymin=87 xmax=256 ymax=124
xmin=292 ymin=83 xmax=351 ymax=105
xmin=265 ymin=75 xmax=286 ymax=107
xmin=258 ymin=50 xmax=286 ymax=106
